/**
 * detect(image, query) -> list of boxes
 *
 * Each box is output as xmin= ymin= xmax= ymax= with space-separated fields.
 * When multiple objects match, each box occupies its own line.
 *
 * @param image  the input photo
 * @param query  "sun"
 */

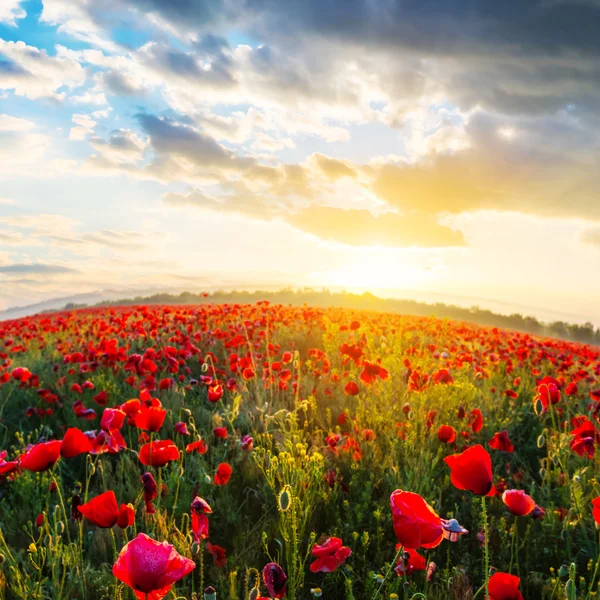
xmin=313 ymin=252 xmax=433 ymax=294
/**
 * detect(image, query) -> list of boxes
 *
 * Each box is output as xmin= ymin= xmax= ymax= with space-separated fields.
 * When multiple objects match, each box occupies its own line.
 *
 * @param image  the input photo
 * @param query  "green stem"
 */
xmin=585 ymin=532 xmax=600 ymax=600
xmin=482 ymin=496 xmax=490 ymax=600
xmin=372 ymin=546 xmax=403 ymax=600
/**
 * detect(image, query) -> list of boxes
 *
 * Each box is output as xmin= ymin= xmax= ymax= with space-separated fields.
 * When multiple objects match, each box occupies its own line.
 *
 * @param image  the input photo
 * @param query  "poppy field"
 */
xmin=0 ymin=302 xmax=599 ymax=600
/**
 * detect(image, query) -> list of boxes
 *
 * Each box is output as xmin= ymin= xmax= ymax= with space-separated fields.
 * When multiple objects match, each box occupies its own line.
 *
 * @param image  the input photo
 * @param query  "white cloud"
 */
xmin=0 ymin=114 xmax=50 ymax=176
xmin=69 ymin=113 xmax=97 ymax=140
xmin=40 ymin=0 xmax=117 ymax=51
xmin=0 ymin=40 xmax=86 ymax=100
xmin=0 ymin=114 xmax=35 ymax=131
xmin=0 ymin=0 xmax=26 ymax=26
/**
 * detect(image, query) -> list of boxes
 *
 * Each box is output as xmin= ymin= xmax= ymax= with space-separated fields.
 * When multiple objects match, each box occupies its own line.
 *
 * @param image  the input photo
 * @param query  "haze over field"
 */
xmin=1 ymin=0 xmax=599 ymax=323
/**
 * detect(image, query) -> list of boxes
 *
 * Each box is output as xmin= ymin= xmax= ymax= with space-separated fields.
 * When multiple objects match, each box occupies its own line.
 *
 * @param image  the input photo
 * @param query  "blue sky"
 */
xmin=1 ymin=0 xmax=600 ymax=325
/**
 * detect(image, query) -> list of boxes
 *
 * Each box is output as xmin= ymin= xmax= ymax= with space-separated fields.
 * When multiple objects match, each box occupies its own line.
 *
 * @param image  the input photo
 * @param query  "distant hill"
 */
xmin=4 ymin=288 xmax=597 ymax=346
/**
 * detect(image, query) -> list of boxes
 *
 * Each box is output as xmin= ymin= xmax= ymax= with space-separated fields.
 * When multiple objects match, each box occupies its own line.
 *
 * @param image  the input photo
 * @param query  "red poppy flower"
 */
xmin=78 ymin=491 xmax=120 ymax=528
xmin=206 ymin=384 xmax=223 ymax=403
xmin=117 ymin=503 xmax=135 ymax=529
xmin=488 ymin=572 xmax=524 ymax=600
xmin=426 ymin=410 xmax=437 ymax=428
xmin=502 ymin=490 xmax=536 ymax=516
xmin=20 ymin=440 xmax=62 ymax=472
xmin=214 ymin=427 xmax=227 ymax=439
xmin=12 ymin=367 xmax=32 ymax=382
xmin=141 ymin=472 xmax=158 ymax=514
xmin=139 ymin=440 xmax=179 ymax=467
xmin=438 ymin=425 xmax=456 ymax=444
xmin=121 ymin=399 xmax=141 ymax=419
xmin=534 ymin=379 xmax=561 ymax=414
xmin=61 ymin=427 xmax=93 ymax=458
xmin=174 ymin=422 xmax=189 ymax=435
xmin=592 ymin=497 xmax=600 ymax=525
xmin=93 ymin=390 xmax=108 ymax=406
xmin=193 ymin=513 xmax=210 ymax=544
xmin=390 ymin=490 xmax=443 ymax=549
xmin=469 ymin=409 xmax=483 ymax=433
xmin=344 ymin=381 xmax=360 ymax=396
xmin=214 ymin=463 xmax=232 ymax=485
xmin=262 ymin=562 xmax=287 ymax=599
xmin=433 ymin=368 xmax=453 ymax=385
xmin=309 ymin=537 xmax=352 ymax=572
xmin=112 ymin=533 xmax=195 ymax=600
xmin=444 ymin=445 xmax=495 ymax=496
xmin=359 ymin=361 xmax=389 ymax=385
xmin=394 ymin=547 xmax=427 ymax=577
xmin=565 ymin=382 xmax=578 ymax=396
xmin=101 ymin=408 xmax=126 ymax=432
xmin=186 ymin=439 xmax=208 ymax=454
xmin=135 ymin=406 xmax=167 ymax=432
xmin=0 ymin=451 xmax=18 ymax=479
xmin=488 ymin=431 xmax=514 ymax=453
xmin=206 ymin=543 xmax=227 ymax=568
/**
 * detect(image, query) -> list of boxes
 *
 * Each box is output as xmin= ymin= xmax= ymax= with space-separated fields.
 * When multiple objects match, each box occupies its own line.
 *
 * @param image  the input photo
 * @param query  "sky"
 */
xmin=1 ymin=0 xmax=600 ymax=324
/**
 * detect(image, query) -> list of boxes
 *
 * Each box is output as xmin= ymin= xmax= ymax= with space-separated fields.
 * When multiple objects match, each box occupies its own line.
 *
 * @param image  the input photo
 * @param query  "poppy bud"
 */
xmin=204 ymin=586 xmax=217 ymax=600
xmin=204 ymin=473 xmax=212 ymax=484
xmin=278 ymin=486 xmax=292 ymax=512
xmin=537 ymin=435 xmax=545 ymax=448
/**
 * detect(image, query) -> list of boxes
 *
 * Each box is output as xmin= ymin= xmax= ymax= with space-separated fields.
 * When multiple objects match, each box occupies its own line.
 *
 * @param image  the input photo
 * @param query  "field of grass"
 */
xmin=0 ymin=302 xmax=599 ymax=600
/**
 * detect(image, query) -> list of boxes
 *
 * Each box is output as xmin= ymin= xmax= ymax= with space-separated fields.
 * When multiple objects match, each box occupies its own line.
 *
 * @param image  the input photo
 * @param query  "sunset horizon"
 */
xmin=1 ymin=1 xmax=600 ymax=324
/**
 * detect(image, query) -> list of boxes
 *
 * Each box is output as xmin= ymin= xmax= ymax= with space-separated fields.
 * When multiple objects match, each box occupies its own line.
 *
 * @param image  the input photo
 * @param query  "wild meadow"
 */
xmin=0 ymin=301 xmax=599 ymax=600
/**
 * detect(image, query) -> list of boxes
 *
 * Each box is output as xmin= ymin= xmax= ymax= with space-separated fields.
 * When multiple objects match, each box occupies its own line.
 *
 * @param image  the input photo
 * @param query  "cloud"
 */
xmin=69 ymin=113 xmax=97 ymax=141
xmin=61 ymin=0 xmax=600 ymax=121
xmin=310 ymin=153 xmax=357 ymax=180
xmin=135 ymin=113 xmax=255 ymax=174
xmin=580 ymin=227 xmax=600 ymax=248
xmin=0 ymin=0 xmax=26 ymax=26
xmin=286 ymin=207 xmax=466 ymax=248
xmin=366 ymin=110 xmax=600 ymax=222
xmin=40 ymin=0 xmax=118 ymax=51
xmin=0 ymin=40 xmax=86 ymax=100
xmin=162 ymin=189 xmax=284 ymax=220
xmin=0 ymin=114 xmax=50 ymax=176
xmin=162 ymin=189 xmax=465 ymax=248
xmin=89 ymin=129 xmax=147 ymax=164
xmin=0 ymin=263 xmax=78 ymax=275
xmin=0 ymin=114 xmax=35 ymax=131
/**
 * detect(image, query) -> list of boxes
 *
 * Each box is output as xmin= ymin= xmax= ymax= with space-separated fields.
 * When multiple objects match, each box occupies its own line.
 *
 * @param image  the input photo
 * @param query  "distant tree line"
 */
xmin=56 ymin=289 xmax=600 ymax=346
